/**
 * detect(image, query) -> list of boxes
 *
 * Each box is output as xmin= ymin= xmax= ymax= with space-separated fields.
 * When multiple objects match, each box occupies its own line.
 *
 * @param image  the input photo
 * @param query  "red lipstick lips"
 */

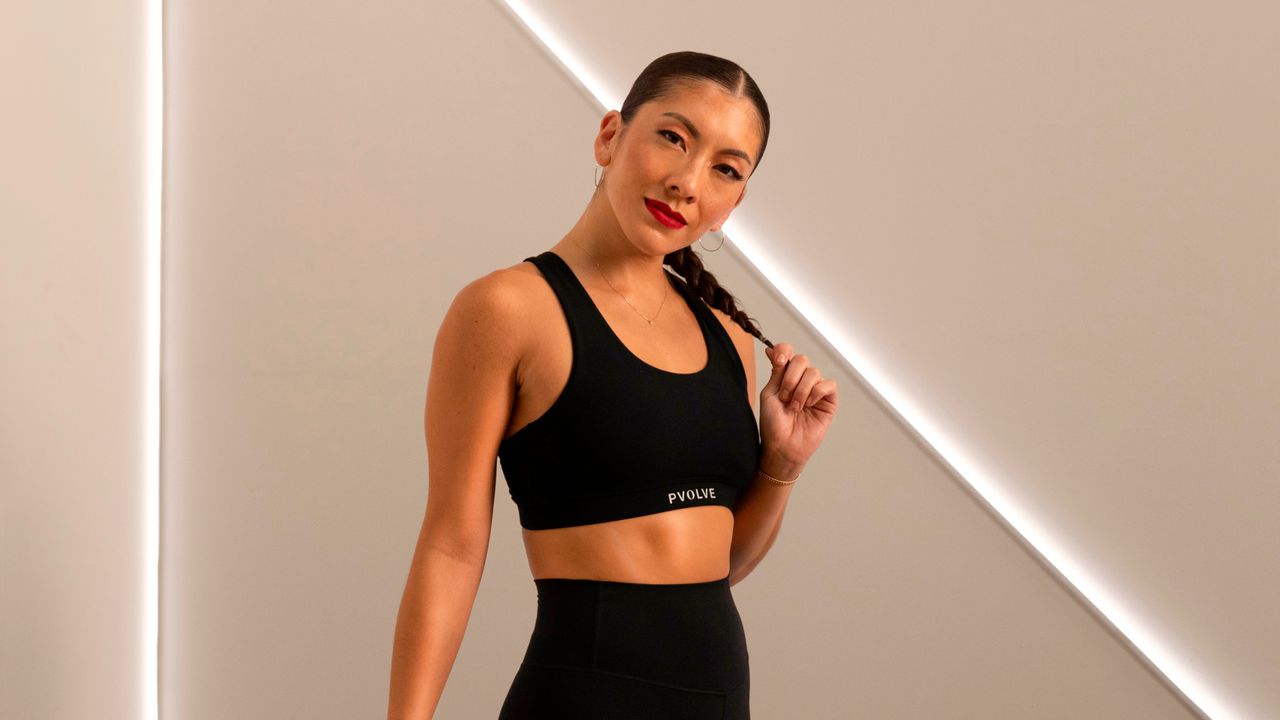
xmin=645 ymin=198 xmax=687 ymax=228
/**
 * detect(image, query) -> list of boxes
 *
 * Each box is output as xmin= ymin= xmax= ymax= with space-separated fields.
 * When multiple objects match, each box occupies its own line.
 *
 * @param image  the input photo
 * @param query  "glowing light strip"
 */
xmin=145 ymin=0 xmax=162 ymax=718
xmin=493 ymin=1 xmax=1239 ymax=718
xmin=725 ymin=231 xmax=1233 ymax=720
xmin=493 ymin=0 xmax=616 ymax=109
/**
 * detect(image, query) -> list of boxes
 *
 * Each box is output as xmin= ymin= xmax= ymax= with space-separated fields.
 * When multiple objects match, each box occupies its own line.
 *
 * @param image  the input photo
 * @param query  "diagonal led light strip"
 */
xmin=492 ymin=1 xmax=1241 ymax=719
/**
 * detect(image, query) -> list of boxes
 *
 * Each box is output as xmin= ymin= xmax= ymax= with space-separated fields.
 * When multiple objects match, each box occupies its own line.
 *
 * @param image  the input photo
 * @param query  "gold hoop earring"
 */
xmin=699 ymin=230 xmax=726 ymax=252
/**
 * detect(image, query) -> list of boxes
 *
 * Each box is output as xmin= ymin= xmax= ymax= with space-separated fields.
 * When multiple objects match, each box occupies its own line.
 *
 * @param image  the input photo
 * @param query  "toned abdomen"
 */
xmin=522 ymin=505 xmax=735 ymax=583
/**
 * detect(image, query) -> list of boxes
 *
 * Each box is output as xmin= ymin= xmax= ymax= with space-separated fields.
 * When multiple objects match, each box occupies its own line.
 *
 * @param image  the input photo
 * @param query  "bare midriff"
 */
xmin=521 ymin=506 xmax=735 ymax=584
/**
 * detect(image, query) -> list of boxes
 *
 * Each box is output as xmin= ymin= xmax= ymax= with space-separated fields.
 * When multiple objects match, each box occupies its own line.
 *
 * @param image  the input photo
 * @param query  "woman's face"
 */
xmin=595 ymin=81 xmax=762 ymax=255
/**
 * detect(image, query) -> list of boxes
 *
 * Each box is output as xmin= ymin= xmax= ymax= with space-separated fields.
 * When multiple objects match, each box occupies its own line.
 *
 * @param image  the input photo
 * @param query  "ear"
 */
xmin=594 ymin=110 xmax=622 ymax=165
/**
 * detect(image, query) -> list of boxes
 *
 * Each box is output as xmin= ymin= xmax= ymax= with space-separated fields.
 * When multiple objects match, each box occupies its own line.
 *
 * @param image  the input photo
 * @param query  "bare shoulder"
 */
xmin=449 ymin=262 xmax=532 ymax=329
xmin=432 ymin=257 xmax=547 ymax=394
xmin=455 ymin=257 xmax=547 ymax=315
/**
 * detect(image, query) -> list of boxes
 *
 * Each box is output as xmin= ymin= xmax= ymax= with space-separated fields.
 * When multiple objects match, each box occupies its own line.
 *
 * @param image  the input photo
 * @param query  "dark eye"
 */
xmin=660 ymin=130 xmax=742 ymax=180
xmin=718 ymin=165 xmax=744 ymax=180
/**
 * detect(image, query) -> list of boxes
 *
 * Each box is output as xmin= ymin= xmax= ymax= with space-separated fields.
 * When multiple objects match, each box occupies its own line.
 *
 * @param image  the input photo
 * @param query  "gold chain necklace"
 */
xmin=570 ymin=238 xmax=669 ymax=326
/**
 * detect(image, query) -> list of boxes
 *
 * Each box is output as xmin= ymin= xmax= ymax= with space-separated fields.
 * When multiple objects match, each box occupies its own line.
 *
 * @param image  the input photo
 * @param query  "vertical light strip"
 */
xmin=492 ymin=1 xmax=1239 ymax=718
xmin=144 ymin=0 xmax=162 ymax=718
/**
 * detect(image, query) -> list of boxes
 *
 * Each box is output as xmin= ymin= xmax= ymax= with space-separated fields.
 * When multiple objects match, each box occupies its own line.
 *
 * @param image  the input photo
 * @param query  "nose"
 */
xmin=666 ymin=160 xmax=701 ymax=201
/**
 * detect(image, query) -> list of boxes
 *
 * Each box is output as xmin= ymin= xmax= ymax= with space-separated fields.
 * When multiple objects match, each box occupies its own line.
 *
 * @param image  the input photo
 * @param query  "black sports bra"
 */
xmin=497 ymin=250 xmax=762 ymax=531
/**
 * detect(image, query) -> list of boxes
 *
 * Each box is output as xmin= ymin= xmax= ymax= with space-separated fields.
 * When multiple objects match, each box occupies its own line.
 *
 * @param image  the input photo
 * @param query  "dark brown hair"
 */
xmin=616 ymin=51 xmax=775 ymax=349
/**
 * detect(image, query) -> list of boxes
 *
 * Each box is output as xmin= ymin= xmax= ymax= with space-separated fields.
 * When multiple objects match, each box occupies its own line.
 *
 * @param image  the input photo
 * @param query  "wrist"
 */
xmin=757 ymin=448 xmax=805 ymax=484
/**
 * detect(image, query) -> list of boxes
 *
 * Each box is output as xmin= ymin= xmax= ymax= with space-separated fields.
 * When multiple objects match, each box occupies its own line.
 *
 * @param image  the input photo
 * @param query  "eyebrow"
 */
xmin=661 ymin=111 xmax=755 ymax=167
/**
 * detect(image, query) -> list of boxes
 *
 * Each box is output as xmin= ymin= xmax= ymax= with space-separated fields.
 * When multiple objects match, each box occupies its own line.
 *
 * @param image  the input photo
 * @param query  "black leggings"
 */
xmin=498 ymin=573 xmax=751 ymax=719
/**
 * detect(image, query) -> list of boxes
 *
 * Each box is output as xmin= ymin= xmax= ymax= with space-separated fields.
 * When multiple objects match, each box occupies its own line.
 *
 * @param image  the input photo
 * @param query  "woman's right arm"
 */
xmin=387 ymin=270 xmax=528 ymax=720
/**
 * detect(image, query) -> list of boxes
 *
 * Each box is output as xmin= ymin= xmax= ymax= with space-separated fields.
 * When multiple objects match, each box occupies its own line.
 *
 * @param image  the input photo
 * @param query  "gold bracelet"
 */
xmin=757 ymin=466 xmax=799 ymax=485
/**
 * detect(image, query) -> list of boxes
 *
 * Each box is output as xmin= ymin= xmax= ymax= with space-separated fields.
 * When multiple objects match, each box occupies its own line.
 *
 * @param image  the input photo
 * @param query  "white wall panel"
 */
xmin=1 ymin=2 xmax=150 ymax=719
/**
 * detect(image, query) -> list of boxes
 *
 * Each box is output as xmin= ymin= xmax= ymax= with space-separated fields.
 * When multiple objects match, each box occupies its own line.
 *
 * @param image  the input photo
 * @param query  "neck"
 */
xmin=557 ymin=193 xmax=673 ymax=295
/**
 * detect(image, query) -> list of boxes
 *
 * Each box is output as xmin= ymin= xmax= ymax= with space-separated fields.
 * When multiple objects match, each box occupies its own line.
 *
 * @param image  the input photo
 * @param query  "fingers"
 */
xmin=764 ymin=343 xmax=839 ymax=412
xmin=780 ymin=362 xmax=819 ymax=407
xmin=765 ymin=342 xmax=796 ymax=366
xmin=774 ymin=351 xmax=809 ymax=400
xmin=765 ymin=342 xmax=796 ymax=376
xmin=761 ymin=342 xmax=795 ymax=396
xmin=805 ymin=378 xmax=839 ymax=410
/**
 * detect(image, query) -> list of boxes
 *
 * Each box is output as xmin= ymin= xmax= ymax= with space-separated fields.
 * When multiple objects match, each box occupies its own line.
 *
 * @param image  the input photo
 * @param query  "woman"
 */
xmin=389 ymin=51 xmax=838 ymax=719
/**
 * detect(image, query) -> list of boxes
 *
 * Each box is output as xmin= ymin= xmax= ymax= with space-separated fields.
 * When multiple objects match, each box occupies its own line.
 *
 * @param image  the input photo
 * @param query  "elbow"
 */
xmin=424 ymin=537 xmax=489 ymax=569
xmin=417 ymin=517 xmax=492 ymax=570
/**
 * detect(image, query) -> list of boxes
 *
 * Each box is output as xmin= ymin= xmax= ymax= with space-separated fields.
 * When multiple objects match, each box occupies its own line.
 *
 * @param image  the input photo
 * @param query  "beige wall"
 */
xmin=6 ymin=0 xmax=1276 ymax=718
xmin=1 ymin=1 xmax=149 ymax=719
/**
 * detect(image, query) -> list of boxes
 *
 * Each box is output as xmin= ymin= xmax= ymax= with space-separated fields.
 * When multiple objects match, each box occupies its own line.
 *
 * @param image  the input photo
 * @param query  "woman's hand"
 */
xmin=758 ymin=342 xmax=838 ymax=477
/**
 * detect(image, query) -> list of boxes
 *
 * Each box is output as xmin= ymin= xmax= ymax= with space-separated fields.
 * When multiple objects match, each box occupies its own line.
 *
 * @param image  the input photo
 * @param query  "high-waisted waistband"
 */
xmin=501 ymin=573 xmax=751 ymax=718
xmin=521 ymin=572 xmax=747 ymax=693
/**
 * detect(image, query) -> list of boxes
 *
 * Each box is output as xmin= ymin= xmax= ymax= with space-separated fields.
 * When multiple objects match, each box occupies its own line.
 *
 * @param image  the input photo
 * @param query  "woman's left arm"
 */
xmin=729 ymin=341 xmax=839 ymax=586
